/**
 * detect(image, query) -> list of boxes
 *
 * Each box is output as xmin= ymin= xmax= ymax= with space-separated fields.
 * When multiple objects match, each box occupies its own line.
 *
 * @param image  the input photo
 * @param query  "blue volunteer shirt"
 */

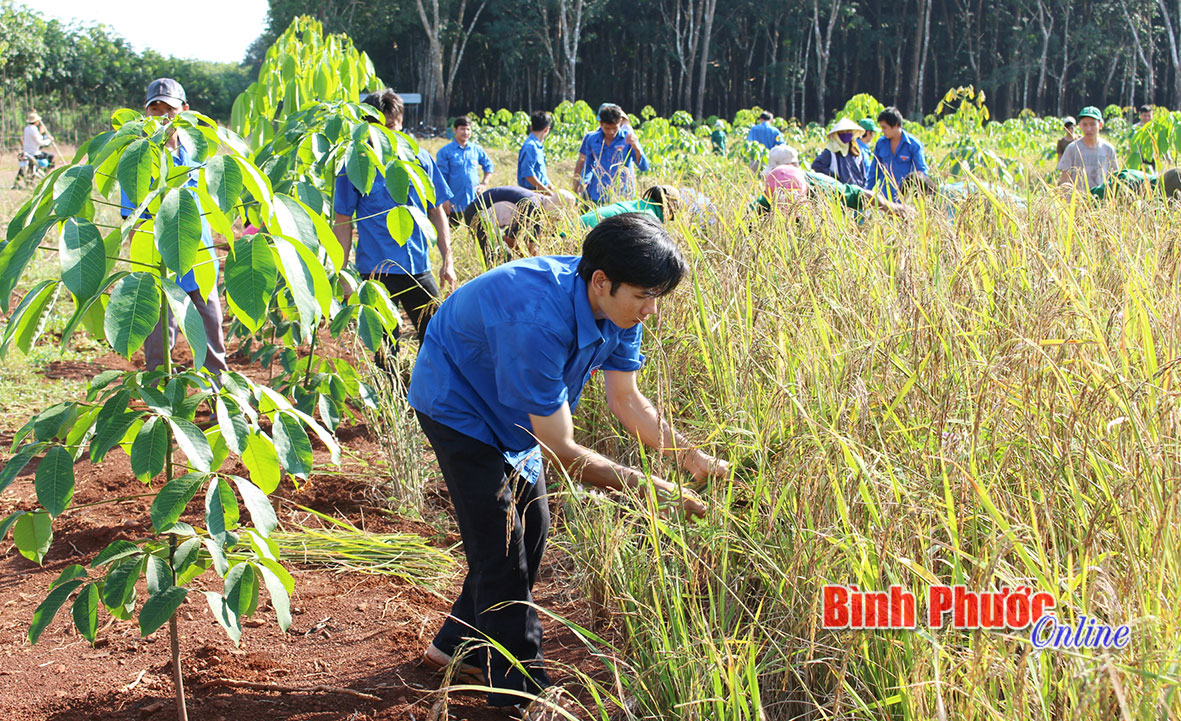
xmin=435 ymin=140 xmax=493 ymax=212
xmin=408 ymin=255 xmax=645 ymax=461
xmin=578 ymin=128 xmax=650 ymax=203
xmin=746 ymin=121 xmax=782 ymax=150
xmin=334 ymin=147 xmax=451 ymax=276
xmin=865 ymin=129 xmax=929 ymax=200
xmin=517 ymin=134 xmax=550 ymax=190
xmin=119 ymin=143 xmax=216 ymax=296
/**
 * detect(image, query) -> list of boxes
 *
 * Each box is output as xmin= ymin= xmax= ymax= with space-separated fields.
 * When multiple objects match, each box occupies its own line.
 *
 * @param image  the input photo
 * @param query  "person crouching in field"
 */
xmin=120 ymin=78 xmax=227 ymax=376
xmin=753 ymin=145 xmax=909 ymax=216
xmin=333 ymin=89 xmax=456 ymax=365
xmin=463 ymin=186 xmax=577 ymax=261
xmin=1058 ymin=106 xmax=1118 ymax=192
xmin=518 ymin=111 xmax=555 ymax=194
xmin=22 ymin=111 xmax=55 ymax=168
xmin=573 ymin=104 xmax=649 ymax=204
xmin=437 ymin=115 xmax=494 ymax=222
xmin=409 ymin=213 xmax=727 ymax=711
xmin=579 ymin=185 xmax=681 ymax=228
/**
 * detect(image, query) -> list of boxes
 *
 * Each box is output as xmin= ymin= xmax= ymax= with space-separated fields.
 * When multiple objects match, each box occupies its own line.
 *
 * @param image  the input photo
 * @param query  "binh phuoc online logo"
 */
xmin=822 ymin=585 xmax=1131 ymax=650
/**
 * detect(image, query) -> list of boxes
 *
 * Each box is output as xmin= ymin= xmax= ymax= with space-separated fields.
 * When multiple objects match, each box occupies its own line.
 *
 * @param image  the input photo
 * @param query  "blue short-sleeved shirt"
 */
xmin=746 ymin=121 xmax=782 ymax=150
xmin=517 ymin=134 xmax=550 ymax=190
xmin=578 ymin=128 xmax=650 ymax=203
xmin=435 ymin=140 xmax=493 ymax=212
xmin=119 ymin=143 xmax=216 ymax=297
xmin=865 ymin=129 xmax=929 ymax=200
xmin=408 ymin=255 xmax=645 ymax=456
xmin=334 ymin=147 xmax=451 ymax=276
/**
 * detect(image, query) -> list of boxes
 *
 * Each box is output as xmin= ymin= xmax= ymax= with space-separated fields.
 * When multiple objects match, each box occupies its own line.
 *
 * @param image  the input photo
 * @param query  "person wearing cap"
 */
xmin=856 ymin=118 xmax=877 ymax=178
xmin=517 ymin=111 xmax=555 ymax=193
xmin=22 ymin=111 xmax=55 ymax=167
xmin=811 ymin=117 xmax=866 ymax=187
xmin=1056 ymin=117 xmax=1077 ymax=159
xmin=579 ymin=185 xmax=680 ymax=228
xmin=333 ymin=89 xmax=456 ymax=363
xmin=120 ymin=78 xmax=228 ymax=376
xmin=864 ymin=106 xmax=929 ymax=201
xmin=437 ymin=115 xmax=494 ymax=218
xmin=408 ymin=212 xmax=725 ymax=711
xmin=746 ymin=111 xmax=782 ymax=150
xmin=573 ymin=104 xmax=649 ymax=204
xmin=1057 ymin=106 xmax=1118 ymax=190
xmin=710 ymin=120 xmax=727 ymax=155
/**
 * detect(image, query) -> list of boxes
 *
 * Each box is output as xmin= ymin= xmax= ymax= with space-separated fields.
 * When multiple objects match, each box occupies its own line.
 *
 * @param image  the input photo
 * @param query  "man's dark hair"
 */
xmin=642 ymin=185 xmax=680 ymax=221
xmin=758 ymin=111 xmax=773 ymax=122
xmin=877 ymin=106 xmax=903 ymax=128
xmin=1139 ymin=104 xmax=1153 ymax=114
xmin=530 ymin=111 xmax=553 ymax=132
xmin=599 ymin=104 xmax=624 ymax=125
xmin=453 ymin=115 xmax=471 ymax=128
xmin=578 ymin=213 xmax=687 ymax=296
xmin=362 ymin=89 xmax=404 ymax=123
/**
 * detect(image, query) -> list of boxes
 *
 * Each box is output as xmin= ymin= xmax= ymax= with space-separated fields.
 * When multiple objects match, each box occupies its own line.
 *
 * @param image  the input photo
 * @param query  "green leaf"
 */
xmin=0 ymin=443 xmax=42 ymax=496
xmin=28 ymin=579 xmax=84 ymax=644
xmin=155 ymin=188 xmax=202 ymax=278
xmin=117 ymin=139 xmax=154 ymax=207
xmin=0 ymin=510 xmax=25 ymax=541
xmin=215 ymin=396 xmax=250 ymax=455
xmin=385 ymin=161 xmax=411 ymax=203
xmin=203 ymin=591 xmax=242 ymax=644
xmin=51 ymin=563 xmax=88 ymax=590
xmin=0 ymin=279 xmax=61 ymax=357
xmin=145 ymin=554 xmax=173 ymax=595
xmin=13 ymin=511 xmax=53 ymax=564
xmin=90 ymin=539 xmax=140 ymax=568
xmin=205 ymin=477 xmax=240 ymax=545
xmin=317 ymin=394 xmax=340 ymax=432
xmin=168 ymin=418 xmax=213 ymax=472
xmin=241 ymin=432 xmax=280 ymax=494
xmin=272 ymin=194 xmax=344 ymax=271
xmin=130 ymin=416 xmax=169 ymax=483
xmin=271 ymin=235 xmax=327 ymax=327
xmin=52 ymin=165 xmax=95 ymax=217
xmin=231 ymin=476 xmax=278 ymax=536
xmin=204 ymin=155 xmax=244 ymax=214
xmin=173 ymin=537 xmax=202 ymax=578
xmin=224 ymin=235 xmax=277 ymax=333
xmin=160 ymin=279 xmax=208 ymax=371
xmin=35 ymin=446 xmax=75 ymax=517
xmin=102 ymin=557 xmax=145 ymax=609
xmin=0 ymin=217 xmax=56 ymax=311
xmin=72 ymin=583 xmax=99 ymax=644
xmin=177 ymin=127 xmax=209 ymax=163
xmin=272 ymin=412 xmax=313 ymax=480
xmin=202 ymin=537 xmax=230 ymax=576
xmin=31 ymin=403 xmax=74 ymax=443
xmin=231 ymin=155 xmax=274 ymax=224
xmin=105 ymin=273 xmax=162 ymax=357
xmin=356 ymin=305 xmax=384 ymax=352
xmin=224 ymin=562 xmax=259 ymax=618
xmin=256 ymin=561 xmax=292 ymax=632
xmin=345 ymin=139 xmax=375 ymax=194
xmin=89 ymin=389 xmax=135 ymax=462
xmin=150 ymin=472 xmax=207 ymax=533
xmin=58 ymin=218 xmax=107 ymax=302
xmin=386 ymin=206 xmax=414 ymax=244
xmin=139 ymin=586 xmax=188 ymax=637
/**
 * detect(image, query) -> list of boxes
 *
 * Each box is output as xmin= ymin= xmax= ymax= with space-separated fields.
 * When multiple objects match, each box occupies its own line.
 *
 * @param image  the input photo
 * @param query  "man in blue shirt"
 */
xmin=573 ymin=104 xmax=649 ymax=203
xmin=408 ymin=213 xmax=727 ymax=709
xmin=746 ymin=111 xmax=783 ymax=150
xmin=517 ymin=111 xmax=554 ymax=193
xmin=437 ymin=115 xmax=493 ymax=218
xmin=333 ymin=89 xmax=455 ymax=359
xmin=864 ymin=106 xmax=929 ymax=201
xmin=120 ymin=78 xmax=226 ymax=376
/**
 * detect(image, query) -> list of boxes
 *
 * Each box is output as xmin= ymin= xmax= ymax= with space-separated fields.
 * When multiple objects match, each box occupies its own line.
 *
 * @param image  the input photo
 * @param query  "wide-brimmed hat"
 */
xmin=828 ymin=117 xmax=863 ymax=136
xmin=26 ymin=111 xmax=41 ymax=124
xmin=762 ymin=145 xmax=799 ymax=175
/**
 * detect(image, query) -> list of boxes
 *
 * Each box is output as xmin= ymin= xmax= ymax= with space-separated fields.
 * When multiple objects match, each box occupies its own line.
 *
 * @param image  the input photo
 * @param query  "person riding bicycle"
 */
xmin=22 ymin=111 xmax=55 ymax=167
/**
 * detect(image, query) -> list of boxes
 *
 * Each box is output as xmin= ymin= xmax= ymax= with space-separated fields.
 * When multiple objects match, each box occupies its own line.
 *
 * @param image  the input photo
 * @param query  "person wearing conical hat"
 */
xmin=22 ymin=110 xmax=55 ymax=168
xmin=811 ymin=116 xmax=866 ymax=187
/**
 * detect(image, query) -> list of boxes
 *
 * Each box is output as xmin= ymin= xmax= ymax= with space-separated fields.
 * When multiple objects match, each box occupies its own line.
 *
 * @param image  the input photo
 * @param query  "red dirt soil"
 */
xmin=0 ymin=345 xmax=612 ymax=720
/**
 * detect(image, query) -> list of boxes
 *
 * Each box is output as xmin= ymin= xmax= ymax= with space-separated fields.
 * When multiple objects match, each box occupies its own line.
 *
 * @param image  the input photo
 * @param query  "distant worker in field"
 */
xmin=464 ymin=186 xmax=577 ymax=260
xmin=409 ymin=212 xmax=726 ymax=711
xmin=1055 ymin=116 xmax=1077 ymax=159
xmin=865 ymin=106 xmax=929 ymax=201
xmin=579 ymin=185 xmax=681 ymax=228
xmin=334 ymin=89 xmax=455 ymax=362
xmin=1134 ymin=104 xmax=1154 ymax=129
xmin=811 ymin=117 xmax=866 ymax=187
xmin=754 ymin=145 xmax=909 ymax=216
xmin=1057 ymin=106 xmax=1118 ymax=191
xmin=437 ymin=115 xmax=494 ymax=219
xmin=857 ymin=118 xmax=877 ymax=176
xmin=517 ymin=111 xmax=555 ymax=194
xmin=573 ymin=103 xmax=649 ymax=203
xmin=22 ymin=111 xmax=55 ymax=167
xmin=710 ymin=119 xmax=727 ymax=155
xmin=120 ymin=79 xmax=227 ymax=376
xmin=746 ymin=111 xmax=782 ymax=150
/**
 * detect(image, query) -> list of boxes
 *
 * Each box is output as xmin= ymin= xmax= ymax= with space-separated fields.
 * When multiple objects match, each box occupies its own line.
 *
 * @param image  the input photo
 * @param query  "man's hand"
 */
xmin=683 ymin=450 xmax=730 ymax=484
xmin=441 ymin=200 xmax=454 ymax=215
xmin=652 ymin=477 xmax=708 ymax=518
xmin=626 ymin=133 xmax=642 ymax=152
xmin=439 ymin=259 xmax=456 ymax=291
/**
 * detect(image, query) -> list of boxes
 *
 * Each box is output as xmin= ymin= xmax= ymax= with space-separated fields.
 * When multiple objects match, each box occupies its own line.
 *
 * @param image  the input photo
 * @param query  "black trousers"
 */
xmin=416 ymin=411 xmax=552 ymax=706
xmin=370 ymin=271 xmax=439 ymax=354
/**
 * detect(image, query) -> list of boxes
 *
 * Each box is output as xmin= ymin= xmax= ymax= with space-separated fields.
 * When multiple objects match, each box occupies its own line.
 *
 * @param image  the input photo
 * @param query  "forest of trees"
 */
xmin=249 ymin=0 xmax=1181 ymax=127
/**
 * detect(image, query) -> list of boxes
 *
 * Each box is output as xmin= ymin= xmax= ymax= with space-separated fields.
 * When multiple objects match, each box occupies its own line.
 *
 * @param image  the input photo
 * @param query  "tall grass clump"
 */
xmin=541 ymin=163 xmax=1181 ymax=720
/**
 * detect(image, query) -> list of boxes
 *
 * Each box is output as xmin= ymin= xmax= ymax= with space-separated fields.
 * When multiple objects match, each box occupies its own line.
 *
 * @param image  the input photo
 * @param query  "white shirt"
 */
xmin=23 ymin=124 xmax=50 ymax=156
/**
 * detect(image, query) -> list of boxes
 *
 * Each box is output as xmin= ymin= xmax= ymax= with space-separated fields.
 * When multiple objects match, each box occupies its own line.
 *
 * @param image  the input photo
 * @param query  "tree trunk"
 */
xmin=1157 ymin=0 xmax=1181 ymax=106
xmin=915 ymin=0 xmax=932 ymax=117
xmin=812 ymin=0 xmax=843 ymax=120
xmin=694 ymin=0 xmax=717 ymax=118
xmin=1034 ymin=0 xmax=1053 ymax=115
xmin=1121 ymin=0 xmax=1156 ymax=104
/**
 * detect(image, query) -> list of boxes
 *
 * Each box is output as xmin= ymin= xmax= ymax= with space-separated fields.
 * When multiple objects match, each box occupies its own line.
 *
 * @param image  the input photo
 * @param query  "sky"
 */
xmin=25 ymin=0 xmax=270 ymax=64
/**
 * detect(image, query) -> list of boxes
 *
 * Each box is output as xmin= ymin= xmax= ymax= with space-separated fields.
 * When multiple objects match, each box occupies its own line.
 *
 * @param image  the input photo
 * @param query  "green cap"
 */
xmin=1078 ymin=106 xmax=1102 ymax=121
xmin=859 ymin=118 xmax=877 ymax=132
